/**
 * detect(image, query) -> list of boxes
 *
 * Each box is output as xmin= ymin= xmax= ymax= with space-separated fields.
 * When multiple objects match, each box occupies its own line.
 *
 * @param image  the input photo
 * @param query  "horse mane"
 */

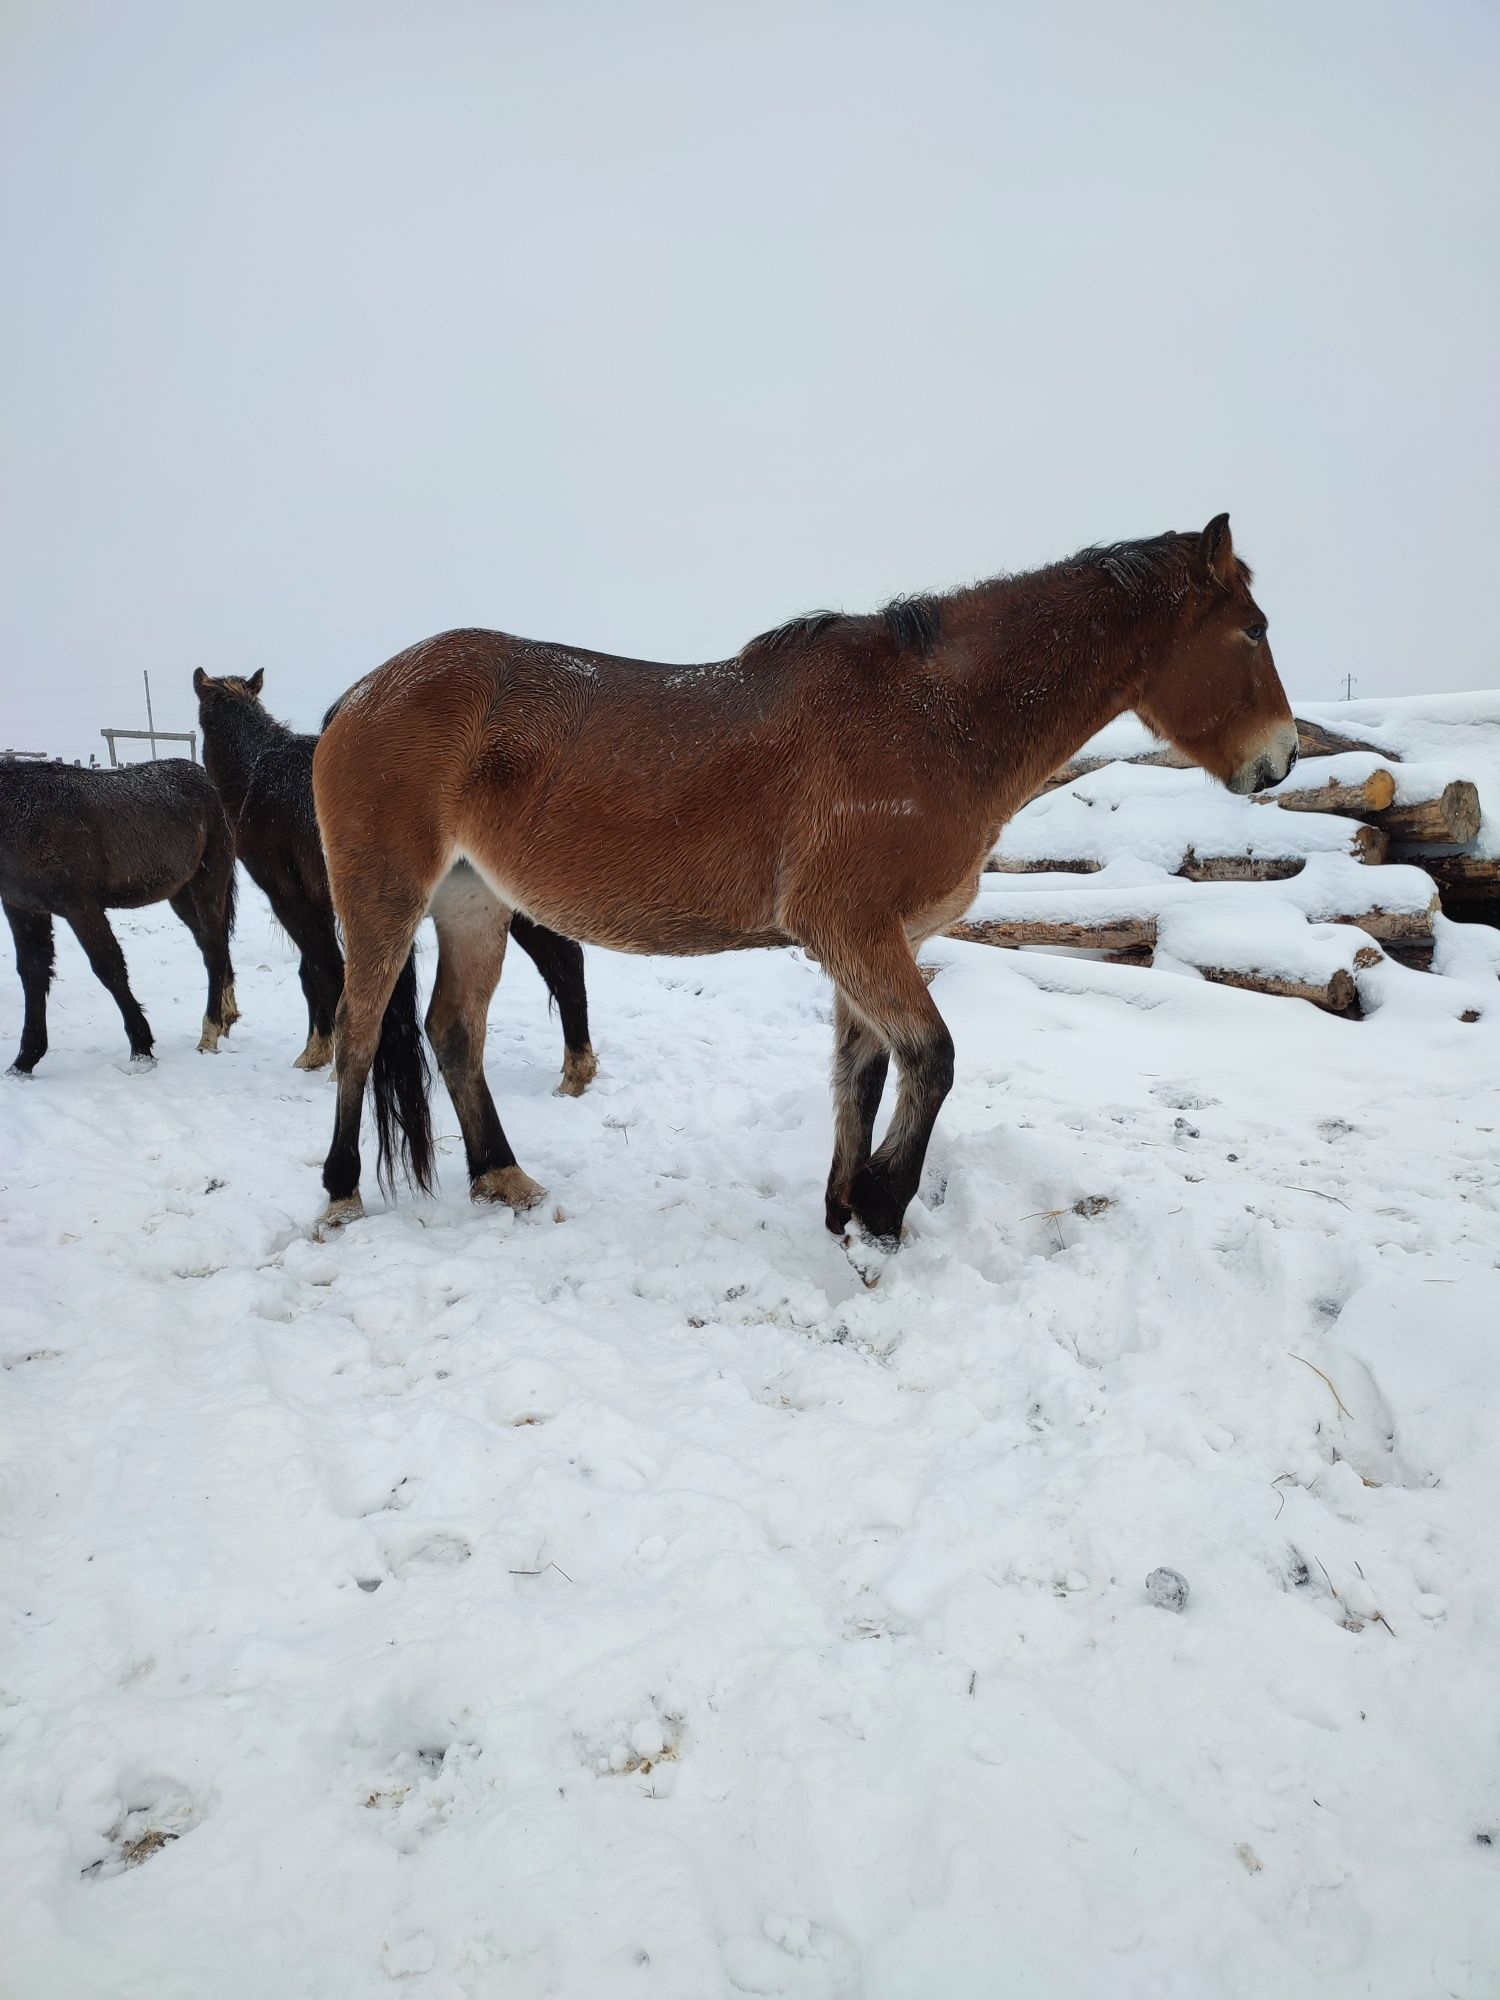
xmin=743 ymin=594 xmax=943 ymax=662
xmin=1069 ymin=531 xmax=1254 ymax=599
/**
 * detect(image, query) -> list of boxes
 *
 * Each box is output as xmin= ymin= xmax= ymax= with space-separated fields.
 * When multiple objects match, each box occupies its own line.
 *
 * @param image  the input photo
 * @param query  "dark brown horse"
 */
xmin=1 ymin=758 xmax=238 ymax=1073
xmin=194 ymin=668 xmax=597 ymax=1082
xmin=311 ymin=515 xmax=1295 ymax=1242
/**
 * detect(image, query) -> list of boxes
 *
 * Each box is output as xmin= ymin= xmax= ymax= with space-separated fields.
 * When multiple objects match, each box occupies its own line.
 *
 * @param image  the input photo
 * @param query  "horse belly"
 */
xmin=459 ymin=814 xmax=786 ymax=957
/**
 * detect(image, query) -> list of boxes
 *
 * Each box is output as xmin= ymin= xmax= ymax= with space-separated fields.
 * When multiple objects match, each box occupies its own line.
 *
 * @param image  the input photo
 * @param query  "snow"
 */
xmin=4 ymin=898 xmax=1499 ymax=1997
xmin=997 ymin=763 xmax=1373 ymax=873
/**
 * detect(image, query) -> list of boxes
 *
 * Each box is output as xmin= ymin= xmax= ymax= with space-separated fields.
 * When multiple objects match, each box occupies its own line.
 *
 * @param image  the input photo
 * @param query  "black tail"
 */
xmin=372 ymin=950 xmax=435 ymax=1197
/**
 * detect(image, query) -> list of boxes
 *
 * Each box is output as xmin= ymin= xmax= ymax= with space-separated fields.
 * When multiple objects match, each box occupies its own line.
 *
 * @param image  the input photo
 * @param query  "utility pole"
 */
xmin=1341 ymin=673 xmax=1357 ymax=702
xmin=143 ymin=670 xmax=158 ymax=759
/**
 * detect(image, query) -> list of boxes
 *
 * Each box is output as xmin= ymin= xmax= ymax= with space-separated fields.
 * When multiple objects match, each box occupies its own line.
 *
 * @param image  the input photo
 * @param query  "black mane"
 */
xmin=744 ymin=594 xmax=943 ymax=661
xmin=1074 ymin=531 xmax=1253 ymax=597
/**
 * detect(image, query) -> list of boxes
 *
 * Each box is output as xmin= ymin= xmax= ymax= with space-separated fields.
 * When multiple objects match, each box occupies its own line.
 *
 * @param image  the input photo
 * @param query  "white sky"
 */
xmin=2 ymin=0 xmax=1497 ymax=761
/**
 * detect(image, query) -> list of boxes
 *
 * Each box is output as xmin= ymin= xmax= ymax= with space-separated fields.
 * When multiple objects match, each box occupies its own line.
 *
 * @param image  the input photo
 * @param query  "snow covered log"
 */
xmin=1372 ymin=781 xmax=1482 ymax=846
xmin=1402 ymin=852 xmax=1500 ymax=893
xmin=947 ymin=913 xmax=1159 ymax=953
xmin=1264 ymin=769 xmax=1397 ymax=816
xmin=1293 ymin=718 xmax=1400 ymax=761
xmin=1030 ymin=746 xmax=1191 ymax=796
xmin=1196 ymin=963 xmax=1359 ymax=1012
xmin=1032 ymin=716 xmax=1400 ymax=799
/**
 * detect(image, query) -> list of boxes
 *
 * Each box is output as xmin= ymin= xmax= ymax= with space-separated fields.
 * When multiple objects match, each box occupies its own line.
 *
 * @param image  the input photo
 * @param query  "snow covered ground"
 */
xmin=4 ymin=897 xmax=1499 ymax=1999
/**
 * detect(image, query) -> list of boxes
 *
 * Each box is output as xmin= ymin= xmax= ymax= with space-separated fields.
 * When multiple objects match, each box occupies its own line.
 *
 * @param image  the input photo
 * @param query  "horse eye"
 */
xmin=1244 ymin=622 xmax=1266 ymax=643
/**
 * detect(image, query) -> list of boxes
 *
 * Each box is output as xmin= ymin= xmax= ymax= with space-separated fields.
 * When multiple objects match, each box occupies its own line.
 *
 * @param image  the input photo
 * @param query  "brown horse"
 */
xmin=312 ymin=515 xmax=1295 ymax=1243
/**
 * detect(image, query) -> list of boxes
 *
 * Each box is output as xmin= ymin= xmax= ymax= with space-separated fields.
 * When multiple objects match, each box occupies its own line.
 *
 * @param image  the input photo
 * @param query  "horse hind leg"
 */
xmin=168 ymin=889 xmax=224 ymax=1052
xmin=506 ymin=911 xmax=597 ymax=1096
xmin=63 ymin=905 xmax=155 ymax=1064
xmin=5 ymin=904 xmax=55 ymax=1076
xmin=426 ymin=868 xmax=545 ymax=1212
xmin=273 ymin=890 xmax=343 ymax=1070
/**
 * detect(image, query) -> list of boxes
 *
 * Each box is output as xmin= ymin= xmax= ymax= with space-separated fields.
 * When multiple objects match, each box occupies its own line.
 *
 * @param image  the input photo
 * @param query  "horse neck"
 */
xmin=948 ymin=569 xmax=1158 ymax=808
xmin=200 ymin=703 xmax=285 ymax=812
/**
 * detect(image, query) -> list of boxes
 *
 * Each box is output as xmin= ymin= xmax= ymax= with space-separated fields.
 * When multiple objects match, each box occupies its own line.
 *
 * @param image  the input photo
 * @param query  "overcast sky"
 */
xmin=2 ymin=0 xmax=1496 ymax=762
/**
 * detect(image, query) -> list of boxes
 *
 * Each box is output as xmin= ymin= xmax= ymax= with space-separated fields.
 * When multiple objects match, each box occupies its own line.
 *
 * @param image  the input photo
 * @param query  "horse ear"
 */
xmin=193 ymin=667 xmax=209 ymax=695
xmin=247 ymin=668 xmax=265 ymax=696
xmin=1198 ymin=513 xmax=1235 ymax=588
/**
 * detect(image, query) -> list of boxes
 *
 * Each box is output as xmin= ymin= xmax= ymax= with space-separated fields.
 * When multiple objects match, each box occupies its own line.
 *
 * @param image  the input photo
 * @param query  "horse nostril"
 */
xmin=1285 ymin=742 xmax=1299 ymax=772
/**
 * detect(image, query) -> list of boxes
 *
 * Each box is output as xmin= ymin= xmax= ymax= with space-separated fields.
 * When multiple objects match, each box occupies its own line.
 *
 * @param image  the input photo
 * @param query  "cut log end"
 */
xmin=1375 ymin=781 xmax=1482 ymax=847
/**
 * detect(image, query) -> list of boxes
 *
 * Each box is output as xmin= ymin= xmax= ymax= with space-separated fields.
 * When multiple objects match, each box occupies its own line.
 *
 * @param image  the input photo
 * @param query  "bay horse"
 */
xmin=194 ymin=667 xmax=597 ymax=1082
xmin=311 ymin=514 xmax=1295 ymax=1243
xmin=1 ymin=758 xmax=238 ymax=1074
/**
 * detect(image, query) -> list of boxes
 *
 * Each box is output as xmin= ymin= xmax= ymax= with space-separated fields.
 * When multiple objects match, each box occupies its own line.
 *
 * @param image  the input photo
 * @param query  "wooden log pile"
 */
xmin=951 ymin=711 xmax=1494 ymax=1011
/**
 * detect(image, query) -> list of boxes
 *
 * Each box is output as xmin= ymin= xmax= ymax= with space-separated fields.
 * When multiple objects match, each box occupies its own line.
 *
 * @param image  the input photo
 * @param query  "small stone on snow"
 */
xmin=1146 ymin=1567 xmax=1190 ymax=1611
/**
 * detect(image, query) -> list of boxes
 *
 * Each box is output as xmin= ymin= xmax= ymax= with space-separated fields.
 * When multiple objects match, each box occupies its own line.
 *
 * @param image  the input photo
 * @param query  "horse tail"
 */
xmin=203 ymin=793 xmax=238 ymax=937
xmin=372 ymin=947 xmax=435 ymax=1197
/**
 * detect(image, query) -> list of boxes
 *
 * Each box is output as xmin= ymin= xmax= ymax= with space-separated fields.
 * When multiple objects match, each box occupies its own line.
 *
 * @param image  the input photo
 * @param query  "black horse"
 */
xmin=1 ymin=758 xmax=238 ymax=1074
xmin=193 ymin=669 xmax=597 ymax=1090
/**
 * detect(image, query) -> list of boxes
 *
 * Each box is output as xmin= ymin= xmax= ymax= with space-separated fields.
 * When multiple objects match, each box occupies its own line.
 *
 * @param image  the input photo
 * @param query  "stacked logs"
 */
xmin=944 ymin=716 xmax=1489 ymax=1010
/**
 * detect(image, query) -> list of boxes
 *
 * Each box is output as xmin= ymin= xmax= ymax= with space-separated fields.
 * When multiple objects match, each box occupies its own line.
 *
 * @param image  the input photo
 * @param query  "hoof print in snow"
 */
xmin=1152 ymin=1083 xmax=1218 ymax=1111
xmin=363 ymin=1742 xmax=481 ymax=1851
xmin=389 ymin=1531 xmax=473 ymax=1578
xmin=381 ymin=1929 xmax=438 ymax=1978
xmin=722 ymin=1913 xmax=859 ymax=1993
xmin=83 ymin=1790 xmax=198 ymax=1879
xmin=1146 ymin=1567 xmax=1190 ymax=1611
xmin=1072 ymin=1193 xmax=1114 ymax=1218
xmin=584 ymin=1711 xmax=683 ymax=1780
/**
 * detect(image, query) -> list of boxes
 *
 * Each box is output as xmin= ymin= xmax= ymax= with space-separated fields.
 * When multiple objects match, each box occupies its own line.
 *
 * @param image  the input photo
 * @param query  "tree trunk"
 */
xmin=948 ymin=914 xmax=1159 ymax=953
xmin=1294 ymin=719 xmax=1400 ymax=761
xmin=1372 ymin=782 xmax=1482 ymax=846
xmin=1265 ymin=770 xmax=1396 ymax=815
xmin=1197 ymin=963 xmax=1358 ymax=1012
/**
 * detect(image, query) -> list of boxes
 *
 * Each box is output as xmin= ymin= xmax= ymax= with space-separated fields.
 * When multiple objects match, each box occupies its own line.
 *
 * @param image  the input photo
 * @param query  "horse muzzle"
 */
xmin=1227 ymin=724 xmax=1299 ymax=795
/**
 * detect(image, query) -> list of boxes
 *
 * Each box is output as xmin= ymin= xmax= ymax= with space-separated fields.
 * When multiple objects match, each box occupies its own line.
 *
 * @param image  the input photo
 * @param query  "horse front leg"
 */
xmin=63 ymin=905 xmax=155 ymax=1064
xmin=5 ymin=903 xmax=55 ymax=1076
xmin=805 ymin=923 xmax=955 ymax=1249
xmin=824 ymin=992 xmax=890 ymax=1234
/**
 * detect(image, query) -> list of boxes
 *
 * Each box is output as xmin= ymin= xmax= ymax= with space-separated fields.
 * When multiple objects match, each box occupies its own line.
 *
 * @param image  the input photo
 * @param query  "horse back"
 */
xmin=0 ymin=759 xmax=228 ymax=913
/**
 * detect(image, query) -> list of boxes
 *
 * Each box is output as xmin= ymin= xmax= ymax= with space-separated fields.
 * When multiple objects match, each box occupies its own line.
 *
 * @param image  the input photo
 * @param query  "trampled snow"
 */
xmin=3 ymin=898 xmax=1499 ymax=1999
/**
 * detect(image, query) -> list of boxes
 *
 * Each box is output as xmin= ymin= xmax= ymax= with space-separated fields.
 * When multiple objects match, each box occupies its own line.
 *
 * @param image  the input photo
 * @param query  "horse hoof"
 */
xmin=127 ymin=1052 xmax=157 ymax=1072
xmin=197 ymin=1025 xmax=222 ymax=1054
xmin=554 ymin=1047 xmax=598 ymax=1097
xmin=293 ymin=1032 xmax=334 ymax=1072
xmin=314 ymin=1194 xmax=364 ymax=1238
xmin=6 ymin=1062 xmax=36 ymax=1079
xmin=471 ymin=1166 xmax=547 ymax=1212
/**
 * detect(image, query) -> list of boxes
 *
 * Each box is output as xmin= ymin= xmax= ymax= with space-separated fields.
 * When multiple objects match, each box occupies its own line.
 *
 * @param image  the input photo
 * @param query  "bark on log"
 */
xmin=1371 ymin=782 xmax=1482 ymax=846
xmin=1396 ymin=851 xmax=1500 ymax=891
xmin=1264 ymin=769 xmax=1397 ymax=815
xmin=985 ymin=855 xmax=1103 ymax=875
xmin=1176 ymin=852 xmax=1306 ymax=882
xmin=1197 ymin=964 xmax=1358 ymax=1013
xmin=1030 ymin=746 xmax=1192 ymax=795
xmin=1294 ymin=719 xmax=1400 ymax=761
xmin=1320 ymin=895 xmax=1438 ymax=943
xmin=947 ymin=914 xmax=1159 ymax=953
